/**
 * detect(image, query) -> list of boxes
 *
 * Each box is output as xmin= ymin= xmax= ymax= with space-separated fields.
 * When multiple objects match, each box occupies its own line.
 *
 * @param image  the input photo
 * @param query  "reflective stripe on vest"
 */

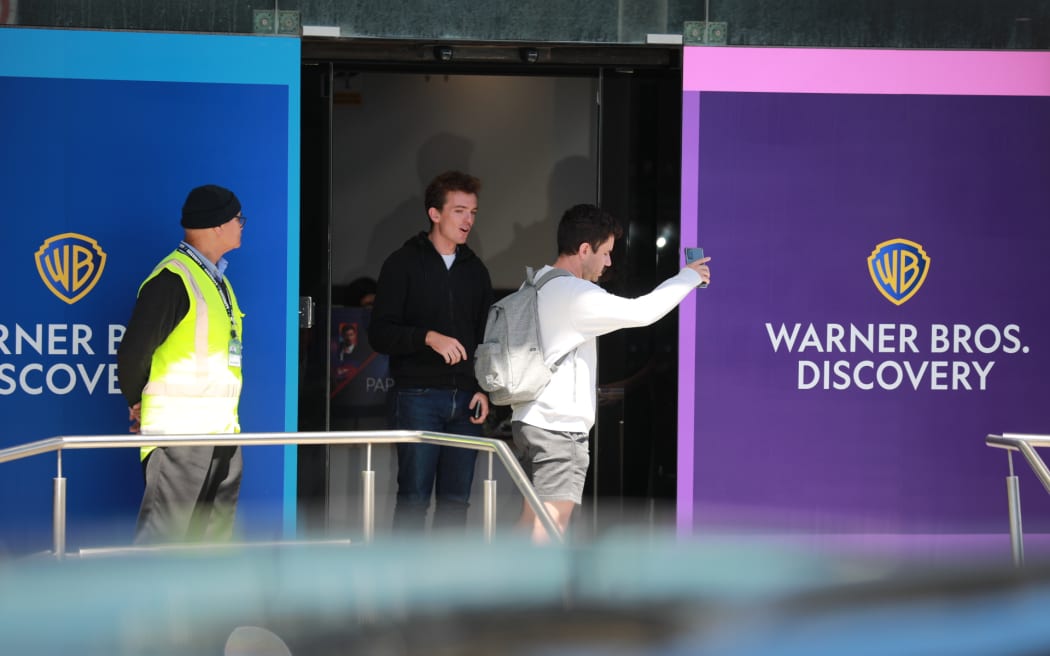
xmin=140 ymin=252 xmax=243 ymax=459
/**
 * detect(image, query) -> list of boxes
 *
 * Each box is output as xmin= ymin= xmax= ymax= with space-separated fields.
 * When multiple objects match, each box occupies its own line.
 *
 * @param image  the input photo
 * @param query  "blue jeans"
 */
xmin=391 ymin=388 xmax=480 ymax=532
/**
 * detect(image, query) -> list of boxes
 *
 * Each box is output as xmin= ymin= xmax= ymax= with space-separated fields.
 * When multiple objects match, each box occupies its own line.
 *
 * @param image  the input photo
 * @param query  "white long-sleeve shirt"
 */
xmin=511 ymin=265 xmax=702 ymax=433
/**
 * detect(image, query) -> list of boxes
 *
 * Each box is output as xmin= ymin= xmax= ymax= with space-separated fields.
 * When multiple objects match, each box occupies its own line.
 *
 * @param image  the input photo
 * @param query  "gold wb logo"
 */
xmin=35 ymin=233 xmax=107 ymax=304
xmin=867 ymin=238 xmax=930 ymax=306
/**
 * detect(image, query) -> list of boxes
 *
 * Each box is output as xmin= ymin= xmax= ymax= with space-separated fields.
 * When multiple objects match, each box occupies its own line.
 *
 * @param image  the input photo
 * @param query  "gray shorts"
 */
xmin=511 ymin=421 xmax=589 ymax=504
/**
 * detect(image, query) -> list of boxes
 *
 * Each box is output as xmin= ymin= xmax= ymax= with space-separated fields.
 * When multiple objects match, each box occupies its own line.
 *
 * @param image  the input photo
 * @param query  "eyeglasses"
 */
xmin=235 ymin=215 xmax=247 ymax=227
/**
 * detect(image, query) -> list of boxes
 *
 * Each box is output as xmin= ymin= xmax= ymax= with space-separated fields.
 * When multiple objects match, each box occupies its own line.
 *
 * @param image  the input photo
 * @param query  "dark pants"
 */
xmin=134 ymin=445 xmax=242 ymax=544
xmin=390 ymin=388 xmax=480 ymax=533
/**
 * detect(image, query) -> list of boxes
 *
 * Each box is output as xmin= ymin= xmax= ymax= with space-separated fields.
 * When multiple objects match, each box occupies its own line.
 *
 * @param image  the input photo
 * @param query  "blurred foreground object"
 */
xmin=3 ymin=534 xmax=1050 ymax=655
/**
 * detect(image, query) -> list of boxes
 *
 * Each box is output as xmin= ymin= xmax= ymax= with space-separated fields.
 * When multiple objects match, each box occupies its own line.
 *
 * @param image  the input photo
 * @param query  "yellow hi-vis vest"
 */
xmin=139 ymin=250 xmax=244 ymax=460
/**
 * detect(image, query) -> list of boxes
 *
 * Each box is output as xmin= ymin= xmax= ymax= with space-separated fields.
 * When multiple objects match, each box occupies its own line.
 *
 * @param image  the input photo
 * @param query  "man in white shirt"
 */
xmin=512 ymin=204 xmax=711 ymax=543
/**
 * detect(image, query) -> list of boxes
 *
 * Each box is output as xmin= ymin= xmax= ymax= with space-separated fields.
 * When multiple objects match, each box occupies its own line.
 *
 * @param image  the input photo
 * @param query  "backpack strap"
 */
xmin=527 ymin=266 xmax=577 ymax=369
xmin=532 ymin=266 xmax=573 ymax=290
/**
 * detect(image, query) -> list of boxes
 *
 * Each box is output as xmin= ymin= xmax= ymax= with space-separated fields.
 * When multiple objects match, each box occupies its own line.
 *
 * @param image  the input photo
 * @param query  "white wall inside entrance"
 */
xmin=331 ymin=72 xmax=598 ymax=291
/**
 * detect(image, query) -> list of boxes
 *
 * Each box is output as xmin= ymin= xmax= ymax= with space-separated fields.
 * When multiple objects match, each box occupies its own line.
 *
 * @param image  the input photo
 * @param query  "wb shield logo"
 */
xmin=35 ymin=233 xmax=107 ymax=304
xmin=867 ymin=239 xmax=930 ymax=305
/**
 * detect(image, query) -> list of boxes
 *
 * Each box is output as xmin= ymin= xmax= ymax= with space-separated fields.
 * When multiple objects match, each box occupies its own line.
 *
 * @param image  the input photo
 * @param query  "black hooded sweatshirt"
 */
xmin=368 ymin=232 xmax=493 ymax=392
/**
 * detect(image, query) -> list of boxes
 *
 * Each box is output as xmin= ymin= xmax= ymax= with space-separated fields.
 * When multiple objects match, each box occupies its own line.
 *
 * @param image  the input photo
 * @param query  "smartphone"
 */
xmin=472 ymin=403 xmax=483 ymax=420
xmin=685 ymin=247 xmax=708 ymax=287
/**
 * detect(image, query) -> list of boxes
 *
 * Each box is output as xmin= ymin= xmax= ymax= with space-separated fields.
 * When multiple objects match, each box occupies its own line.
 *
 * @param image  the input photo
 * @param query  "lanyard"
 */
xmin=177 ymin=244 xmax=238 ymax=339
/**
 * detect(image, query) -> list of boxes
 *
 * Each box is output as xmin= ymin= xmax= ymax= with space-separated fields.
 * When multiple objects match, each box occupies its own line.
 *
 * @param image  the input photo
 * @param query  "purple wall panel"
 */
xmin=679 ymin=49 xmax=1050 ymax=546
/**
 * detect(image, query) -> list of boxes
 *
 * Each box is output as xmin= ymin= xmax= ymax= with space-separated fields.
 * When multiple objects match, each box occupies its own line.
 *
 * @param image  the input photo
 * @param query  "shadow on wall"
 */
xmin=348 ymin=132 xmax=475 ymax=284
xmin=485 ymin=154 xmax=596 ymax=290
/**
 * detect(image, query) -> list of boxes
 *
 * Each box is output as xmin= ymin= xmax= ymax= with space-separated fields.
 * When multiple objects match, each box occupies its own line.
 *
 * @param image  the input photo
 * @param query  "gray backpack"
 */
xmin=475 ymin=267 xmax=573 ymax=406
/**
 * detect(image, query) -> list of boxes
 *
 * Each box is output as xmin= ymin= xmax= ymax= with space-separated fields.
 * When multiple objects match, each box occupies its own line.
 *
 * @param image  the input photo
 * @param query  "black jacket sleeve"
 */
xmin=116 ymin=270 xmax=190 ymax=407
xmin=472 ymin=266 xmax=494 ymax=394
xmin=368 ymin=251 xmax=429 ymax=355
xmin=475 ymin=267 xmax=494 ymax=346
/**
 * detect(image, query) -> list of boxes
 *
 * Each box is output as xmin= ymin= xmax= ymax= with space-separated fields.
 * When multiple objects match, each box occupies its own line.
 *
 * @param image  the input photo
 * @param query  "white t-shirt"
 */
xmin=511 ymin=265 xmax=702 ymax=433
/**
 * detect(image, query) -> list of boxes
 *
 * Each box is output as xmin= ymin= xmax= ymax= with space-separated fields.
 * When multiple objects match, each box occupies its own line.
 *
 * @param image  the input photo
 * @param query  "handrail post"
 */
xmin=362 ymin=442 xmax=375 ymax=544
xmin=1007 ymin=451 xmax=1024 ymax=567
xmin=483 ymin=453 xmax=496 ymax=543
xmin=53 ymin=449 xmax=66 ymax=559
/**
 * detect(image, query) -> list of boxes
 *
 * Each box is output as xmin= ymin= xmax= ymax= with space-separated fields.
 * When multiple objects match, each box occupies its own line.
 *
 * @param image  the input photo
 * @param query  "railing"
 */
xmin=0 ymin=430 xmax=562 ymax=557
xmin=985 ymin=433 xmax=1050 ymax=567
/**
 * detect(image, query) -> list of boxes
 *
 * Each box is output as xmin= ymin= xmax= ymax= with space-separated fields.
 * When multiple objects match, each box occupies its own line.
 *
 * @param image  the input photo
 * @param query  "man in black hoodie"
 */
xmin=369 ymin=171 xmax=494 ymax=533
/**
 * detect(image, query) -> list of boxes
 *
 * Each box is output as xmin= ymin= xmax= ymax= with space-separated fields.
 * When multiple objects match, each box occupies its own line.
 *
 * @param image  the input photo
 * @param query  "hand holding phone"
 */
xmin=685 ymin=247 xmax=704 ymax=263
xmin=684 ymin=247 xmax=709 ymax=287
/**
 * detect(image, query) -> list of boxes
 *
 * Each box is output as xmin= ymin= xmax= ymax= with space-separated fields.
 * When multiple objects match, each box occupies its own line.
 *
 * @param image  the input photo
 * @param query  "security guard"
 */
xmin=117 ymin=184 xmax=247 ymax=544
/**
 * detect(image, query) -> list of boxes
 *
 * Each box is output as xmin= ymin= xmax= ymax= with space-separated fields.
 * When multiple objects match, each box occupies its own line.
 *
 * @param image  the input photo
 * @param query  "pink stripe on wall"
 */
xmin=683 ymin=47 xmax=1050 ymax=96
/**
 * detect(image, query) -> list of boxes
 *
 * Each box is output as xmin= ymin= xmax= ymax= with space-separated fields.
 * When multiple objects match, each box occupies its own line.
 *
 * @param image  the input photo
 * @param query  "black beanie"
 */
xmin=181 ymin=184 xmax=241 ymax=229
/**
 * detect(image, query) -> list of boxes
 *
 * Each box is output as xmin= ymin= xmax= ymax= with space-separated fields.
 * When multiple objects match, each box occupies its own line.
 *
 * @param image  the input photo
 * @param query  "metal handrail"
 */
xmin=985 ymin=433 xmax=1050 ymax=567
xmin=0 ymin=430 xmax=563 ymax=556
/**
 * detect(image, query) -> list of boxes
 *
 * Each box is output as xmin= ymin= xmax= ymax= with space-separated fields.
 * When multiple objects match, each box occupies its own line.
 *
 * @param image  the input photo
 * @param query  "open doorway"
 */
xmin=299 ymin=44 xmax=683 ymax=540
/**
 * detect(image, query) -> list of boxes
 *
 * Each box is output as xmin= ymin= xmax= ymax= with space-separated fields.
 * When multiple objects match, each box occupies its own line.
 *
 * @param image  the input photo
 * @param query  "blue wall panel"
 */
xmin=0 ymin=28 xmax=300 ymax=553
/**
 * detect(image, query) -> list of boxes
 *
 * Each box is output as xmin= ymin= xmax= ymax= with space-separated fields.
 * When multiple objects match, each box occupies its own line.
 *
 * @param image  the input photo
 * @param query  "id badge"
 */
xmin=228 ymin=338 xmax=243 ymax=368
